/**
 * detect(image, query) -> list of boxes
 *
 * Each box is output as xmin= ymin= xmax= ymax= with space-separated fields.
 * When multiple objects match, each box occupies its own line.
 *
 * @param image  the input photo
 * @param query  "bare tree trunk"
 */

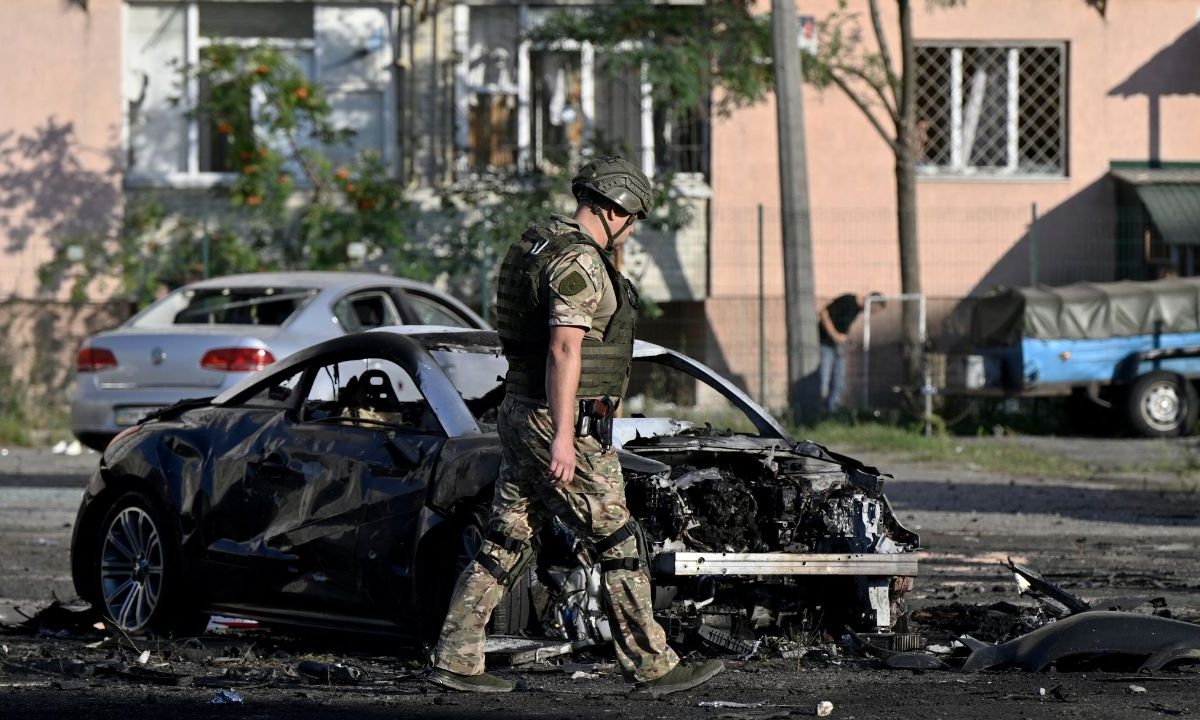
xmin=895 ymin=0 xmax=923 ymax=388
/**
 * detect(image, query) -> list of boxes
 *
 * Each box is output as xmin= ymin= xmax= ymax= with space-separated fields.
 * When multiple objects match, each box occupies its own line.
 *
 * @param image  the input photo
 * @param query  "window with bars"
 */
xmin=914 ymin=42 xmax=1066 ymax=178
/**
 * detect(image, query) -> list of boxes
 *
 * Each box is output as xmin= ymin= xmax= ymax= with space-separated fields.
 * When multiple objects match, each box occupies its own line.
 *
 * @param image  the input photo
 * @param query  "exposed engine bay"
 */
xmin=531 ymin=430 xmax=920 ymax=652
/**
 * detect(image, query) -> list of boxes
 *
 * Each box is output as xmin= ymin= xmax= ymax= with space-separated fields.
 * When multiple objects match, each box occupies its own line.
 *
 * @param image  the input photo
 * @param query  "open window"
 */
xmin=125 ymin=2 xmax=395 ymax=186
xmin=455 ymin=4 xmax=708 ymax=179
xmin=301 ymin=358 xmax=440 ymax=433
xmin=333 ymin=290 xmax=403 ymax=332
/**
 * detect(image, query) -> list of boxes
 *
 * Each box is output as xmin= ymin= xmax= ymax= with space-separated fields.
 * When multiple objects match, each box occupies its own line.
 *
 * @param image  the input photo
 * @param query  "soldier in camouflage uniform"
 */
xmin=430 ymin=157 xmax=723 ymax=696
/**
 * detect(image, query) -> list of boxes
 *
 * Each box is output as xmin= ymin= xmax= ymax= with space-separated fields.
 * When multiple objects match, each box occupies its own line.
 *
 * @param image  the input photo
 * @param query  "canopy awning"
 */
xmin=1111 ymin=168 xmax=1200 ymax=246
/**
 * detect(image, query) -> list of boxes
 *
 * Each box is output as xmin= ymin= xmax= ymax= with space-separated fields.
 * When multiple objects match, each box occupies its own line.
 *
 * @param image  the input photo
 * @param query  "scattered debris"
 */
xmin=1130 ymin=685 xmax=1148 ymax=694
xmin=961 ymin=611 xmax=1200 ymax=673
xmin=1005 ymin=558 xmax=1090 ymax=616
xmin=0 ymin=601 xmax=104 ymax=637
xmin=297 ymin=660 xmax=364 ymax=685
xmin=569 ymin=671 xmax=601 ymax=680
xmin=209 ymin=689 xmax=244 ymax=704
xmin=699 ymin=700 xmax=765 ymax=708
xmin=136 ymin=650 xmax=150 ymax=665
xmin=1145 ymin=701 xmax=1189 ymax=716
xmin=817 ymin=700 xmax=835 ymax=716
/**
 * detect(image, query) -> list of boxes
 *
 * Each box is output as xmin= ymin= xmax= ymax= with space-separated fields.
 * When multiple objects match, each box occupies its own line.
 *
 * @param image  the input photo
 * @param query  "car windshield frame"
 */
xmin=125 ymin=286 xmax=318 ymax=328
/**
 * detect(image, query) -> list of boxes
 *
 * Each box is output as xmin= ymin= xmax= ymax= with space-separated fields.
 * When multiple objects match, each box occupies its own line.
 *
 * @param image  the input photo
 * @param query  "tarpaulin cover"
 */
xmin=970 ymin=278 xmax=1200 ymax=346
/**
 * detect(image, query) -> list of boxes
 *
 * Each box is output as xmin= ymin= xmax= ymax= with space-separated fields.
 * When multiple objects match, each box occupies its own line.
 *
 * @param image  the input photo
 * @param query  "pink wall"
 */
xmin=707 ymin=0 xmax=1200 ymax=405
xmin=712 ymin=0 xmax=1200 ymax=302
xmin=0 ymin=0 xmax=124 ymax=299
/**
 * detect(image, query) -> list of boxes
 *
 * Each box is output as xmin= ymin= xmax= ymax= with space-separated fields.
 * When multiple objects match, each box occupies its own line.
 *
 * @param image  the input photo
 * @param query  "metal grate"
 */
xmin=914 ymin=42 xmax=1065 ymax=177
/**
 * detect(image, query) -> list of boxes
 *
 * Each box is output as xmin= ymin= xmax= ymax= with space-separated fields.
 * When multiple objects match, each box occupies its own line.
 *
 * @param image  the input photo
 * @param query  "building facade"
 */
xmin=2 ymin=0 xmax=1199 ymax=412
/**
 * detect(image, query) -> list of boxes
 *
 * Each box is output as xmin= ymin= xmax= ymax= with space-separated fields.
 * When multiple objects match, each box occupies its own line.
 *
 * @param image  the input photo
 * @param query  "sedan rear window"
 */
xmin=129 ymin=287 xmax=316 ymax=328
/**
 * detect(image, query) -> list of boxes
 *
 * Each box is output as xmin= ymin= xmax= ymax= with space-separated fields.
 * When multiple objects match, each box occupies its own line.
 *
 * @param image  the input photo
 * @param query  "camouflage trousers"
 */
xmin=434 ymin=396 xmax=679 ymax=682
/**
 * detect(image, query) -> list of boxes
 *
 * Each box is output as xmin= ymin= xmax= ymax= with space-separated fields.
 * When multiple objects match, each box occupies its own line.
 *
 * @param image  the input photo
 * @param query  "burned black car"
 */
xmin=70 ymin=329 xmax=918 ymax=647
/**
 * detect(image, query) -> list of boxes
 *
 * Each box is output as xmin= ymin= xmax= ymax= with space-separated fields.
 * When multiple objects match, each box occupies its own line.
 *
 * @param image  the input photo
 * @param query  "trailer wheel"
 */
xmin=1126 ymin=372 xmax=1198 ymax=438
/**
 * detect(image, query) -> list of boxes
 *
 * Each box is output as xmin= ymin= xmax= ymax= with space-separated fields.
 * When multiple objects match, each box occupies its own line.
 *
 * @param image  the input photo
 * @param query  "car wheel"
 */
xmin=87 ymin=491 xmax=205 ymax=635
xmin=422 ymin=508 xmax=533 ymax=638
xmin=1126 ymin=372 xmax=1198 ymax=438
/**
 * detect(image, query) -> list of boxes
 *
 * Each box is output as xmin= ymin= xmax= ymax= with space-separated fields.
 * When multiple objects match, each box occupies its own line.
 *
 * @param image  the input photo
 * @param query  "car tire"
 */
xmin=84 ymin=490 xmax=206 ymax=636
xmin=422 ymin=508 xmax=533 ymax=639
xmin=1125 ymin=372 xmax=1198 ymax=438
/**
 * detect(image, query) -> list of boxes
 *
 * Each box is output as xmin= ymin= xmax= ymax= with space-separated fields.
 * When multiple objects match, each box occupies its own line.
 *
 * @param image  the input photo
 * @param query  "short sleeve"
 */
xmin=547 ymin=247 xmax=607 ymax=329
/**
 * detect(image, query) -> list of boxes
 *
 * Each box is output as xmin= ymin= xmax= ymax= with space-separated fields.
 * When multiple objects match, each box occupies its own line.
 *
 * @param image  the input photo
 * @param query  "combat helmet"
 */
xmin=571 ymin=156 xmax=653 ymax=219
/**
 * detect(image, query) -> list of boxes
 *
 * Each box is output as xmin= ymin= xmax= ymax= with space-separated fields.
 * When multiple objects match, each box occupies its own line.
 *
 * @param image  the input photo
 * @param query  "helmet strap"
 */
xmin=593 ymin=206 xmax=634 ymax=252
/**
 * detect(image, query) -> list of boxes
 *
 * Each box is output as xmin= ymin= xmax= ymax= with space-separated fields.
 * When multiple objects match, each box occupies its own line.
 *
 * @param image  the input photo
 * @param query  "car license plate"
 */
xmin=114 ymin=406 xmax=162 ymax=426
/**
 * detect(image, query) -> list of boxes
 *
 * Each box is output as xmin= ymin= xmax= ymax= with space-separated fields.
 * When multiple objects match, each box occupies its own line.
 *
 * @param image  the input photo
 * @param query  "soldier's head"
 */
xmin=571 ymin=156 xmax=653 ymax=250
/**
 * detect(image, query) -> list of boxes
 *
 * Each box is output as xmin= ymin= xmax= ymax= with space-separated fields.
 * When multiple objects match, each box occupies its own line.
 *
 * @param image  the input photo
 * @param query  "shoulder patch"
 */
xmin=558 ymin=271 xmax=588 ymax=297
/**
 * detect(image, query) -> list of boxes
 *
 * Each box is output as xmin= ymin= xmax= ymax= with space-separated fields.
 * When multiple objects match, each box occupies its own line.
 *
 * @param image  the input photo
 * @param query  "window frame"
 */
xmin=914 ymin=39 xmax=1069 ymax=182
xmin=454 ymin=4 xmax=674 ymax=180
xmin=123 ymin=1 xmax=399 ymax=190
xmin=396 ymin=289 xmax=477 ymax=329
xmin=332 ymin=288 xmax=405 ymax=333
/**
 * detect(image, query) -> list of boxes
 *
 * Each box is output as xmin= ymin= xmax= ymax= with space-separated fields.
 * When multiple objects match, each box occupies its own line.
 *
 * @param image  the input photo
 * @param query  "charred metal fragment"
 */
xmin=1005 ymin=558 xmax=1091 ymax=616
xmin=960 ymin=611 xmax=1200 ymax=672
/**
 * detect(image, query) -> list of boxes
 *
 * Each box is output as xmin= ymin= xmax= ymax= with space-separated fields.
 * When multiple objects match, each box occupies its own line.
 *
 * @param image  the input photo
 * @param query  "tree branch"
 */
xmin=828 ymin=69 xmax=899 ymax=153
xmin=830 ymin=63 xmax=898 ymax=124
xmin=866 ymin=0 xmax=900 ymax=107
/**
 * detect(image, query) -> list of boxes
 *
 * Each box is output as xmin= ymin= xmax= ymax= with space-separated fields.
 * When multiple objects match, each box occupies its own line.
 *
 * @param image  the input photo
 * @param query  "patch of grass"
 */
xmin=0 ymin=411 xmax=31 ymax=446
xmin=795 ymin=420 xmax=1101 ymax=480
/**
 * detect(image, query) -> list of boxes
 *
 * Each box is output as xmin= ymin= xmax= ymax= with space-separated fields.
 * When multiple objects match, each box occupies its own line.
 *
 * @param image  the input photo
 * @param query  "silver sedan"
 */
xmin=71 ymin=271 xmax=488 ymax=450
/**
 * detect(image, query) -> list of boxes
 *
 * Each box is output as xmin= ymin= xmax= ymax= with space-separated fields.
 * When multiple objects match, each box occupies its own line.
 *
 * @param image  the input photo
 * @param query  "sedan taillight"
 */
xmin=77 ymin=347 xmax=118 ymax=372
xmin=200 ymin=348 xmax=276 ymax=372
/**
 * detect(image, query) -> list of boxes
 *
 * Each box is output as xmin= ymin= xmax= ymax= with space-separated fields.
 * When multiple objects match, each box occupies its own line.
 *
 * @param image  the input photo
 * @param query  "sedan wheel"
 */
xmin=88 ymin=491 xmax=206 ymax=636
xmin=100 ymin=506 xmax=164 ymax=632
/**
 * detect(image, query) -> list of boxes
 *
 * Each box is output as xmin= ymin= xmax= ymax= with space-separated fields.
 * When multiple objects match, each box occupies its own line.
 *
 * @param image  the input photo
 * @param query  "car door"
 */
xmin=287 ymin=356 xmax=446 ymax=620
xmin=392 ymin=288 xmax=480 ymax=328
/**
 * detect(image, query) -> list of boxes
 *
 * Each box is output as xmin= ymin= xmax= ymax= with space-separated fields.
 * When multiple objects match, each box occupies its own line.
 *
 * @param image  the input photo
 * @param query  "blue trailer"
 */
xmin=945 ymin=277 xmax=1200 ymax=437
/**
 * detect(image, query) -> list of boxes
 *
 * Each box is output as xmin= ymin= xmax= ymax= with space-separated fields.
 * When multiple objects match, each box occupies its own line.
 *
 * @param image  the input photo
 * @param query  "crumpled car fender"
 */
xmin=961 ymin=610 xmax=1200 ymax=672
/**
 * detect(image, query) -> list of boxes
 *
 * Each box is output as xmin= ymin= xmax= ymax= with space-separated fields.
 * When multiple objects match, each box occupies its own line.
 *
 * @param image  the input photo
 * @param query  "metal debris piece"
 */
xmin=1129 ymin=685 xmax=1148 ymax=694
xmin=484 ymin=635 xmax=574 ymax=666
xmin=698 ymin=625 xmax=759 ymax=656
xmin=210 ymin=689 xmax=244 ymax=704
xmin=1005 ymin=558 xmax=1090 ymax=615
xmin=1146 ymin=701 xmax=1189 ymax=716
xmin=296 ymin=660 xmax=364 ymax=685
xmin=961 ymin=611 xmax=1200 ymax=672
xmin=699 ymin=701 xmax=766 ymax=708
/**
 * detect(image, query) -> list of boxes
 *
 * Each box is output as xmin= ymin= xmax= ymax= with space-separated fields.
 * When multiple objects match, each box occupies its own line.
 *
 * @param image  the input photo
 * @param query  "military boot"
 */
xmin=428 ymin=667 xmax=513 ymax=693
xmin=633 ymin=659 xmax=724 ymax=697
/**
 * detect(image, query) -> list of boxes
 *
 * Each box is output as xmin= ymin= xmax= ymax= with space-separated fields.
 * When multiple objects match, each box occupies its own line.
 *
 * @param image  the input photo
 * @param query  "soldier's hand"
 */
xmin=548 ymin=434 xmax=576 ymax=488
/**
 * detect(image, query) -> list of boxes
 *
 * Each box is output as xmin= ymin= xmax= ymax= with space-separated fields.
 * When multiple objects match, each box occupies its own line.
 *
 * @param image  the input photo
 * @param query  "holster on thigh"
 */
xmin=475 ymin=529 xmax=535 ymax=587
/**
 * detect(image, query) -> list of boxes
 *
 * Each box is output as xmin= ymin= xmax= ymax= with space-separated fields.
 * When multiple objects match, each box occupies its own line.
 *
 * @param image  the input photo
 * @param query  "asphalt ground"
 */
xmin=1 ymin=437 xmax=1198 ymax=719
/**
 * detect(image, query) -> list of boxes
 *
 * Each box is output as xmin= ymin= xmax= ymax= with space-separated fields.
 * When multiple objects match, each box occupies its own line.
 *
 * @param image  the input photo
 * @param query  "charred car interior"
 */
xmin=68 ymin=328 xmax=919 ymax=656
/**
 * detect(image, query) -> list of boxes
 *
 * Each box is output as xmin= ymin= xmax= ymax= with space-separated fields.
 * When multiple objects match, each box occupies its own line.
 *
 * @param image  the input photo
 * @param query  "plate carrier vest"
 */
xmin=495 ymin=223 xmax=639 ymax=400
